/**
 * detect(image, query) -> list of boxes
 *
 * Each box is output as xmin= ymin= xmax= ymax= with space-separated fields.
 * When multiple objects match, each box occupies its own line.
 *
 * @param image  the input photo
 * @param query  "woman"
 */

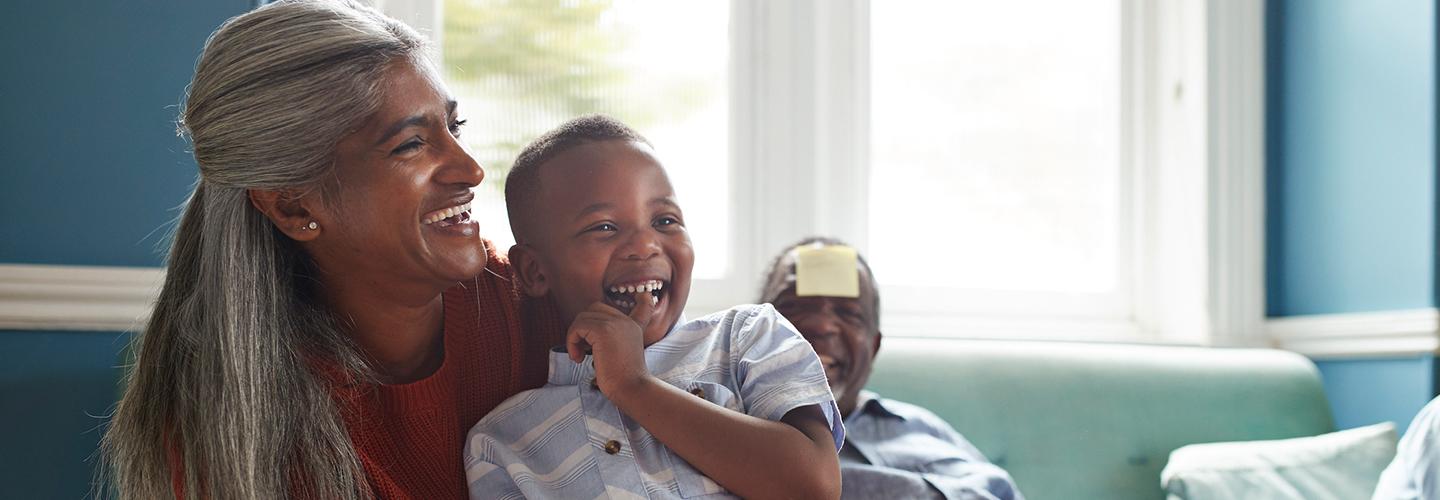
xmin=101 ymin=1 xmax=563 ymax=498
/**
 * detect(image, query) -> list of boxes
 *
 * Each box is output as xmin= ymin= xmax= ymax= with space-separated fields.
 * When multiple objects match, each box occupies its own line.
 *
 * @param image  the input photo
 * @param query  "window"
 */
xmin=387 ymin=0 xmax=1264 ymax=344
xmin=869 ymin=1 xmax=1122 ymax=295
xmin=440 ymin=0 xmax=730 ymax=279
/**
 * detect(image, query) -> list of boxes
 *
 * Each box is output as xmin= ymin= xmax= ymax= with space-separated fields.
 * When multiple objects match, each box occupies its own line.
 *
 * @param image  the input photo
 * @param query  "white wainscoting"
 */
xmin=1268 ymin=308 xmax=1440 ymax=358
xmin=0 ymin=264 xmax=163 ymax=332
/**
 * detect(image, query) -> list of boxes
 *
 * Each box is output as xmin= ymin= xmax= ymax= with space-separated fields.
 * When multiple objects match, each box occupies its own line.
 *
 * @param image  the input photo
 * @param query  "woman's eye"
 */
xmin=449 ymin=119 xmax=467 ymax=137
xmin=392 ymin=139 xmax=423 ymax=155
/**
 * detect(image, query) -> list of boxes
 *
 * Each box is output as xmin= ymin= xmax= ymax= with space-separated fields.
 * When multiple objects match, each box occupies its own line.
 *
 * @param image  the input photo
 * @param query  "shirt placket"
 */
xmin=580 ymin=375 xmax=648 ymax=496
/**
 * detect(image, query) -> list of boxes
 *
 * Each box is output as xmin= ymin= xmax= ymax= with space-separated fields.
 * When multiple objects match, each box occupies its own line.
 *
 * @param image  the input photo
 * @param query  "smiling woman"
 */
xmin=98 ymin=1 xmax=563 ymax=499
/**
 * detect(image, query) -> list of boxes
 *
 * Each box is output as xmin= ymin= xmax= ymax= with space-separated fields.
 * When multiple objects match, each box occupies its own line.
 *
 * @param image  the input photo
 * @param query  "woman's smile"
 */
xmin=422 ymin=199 xmax=478 ymax=237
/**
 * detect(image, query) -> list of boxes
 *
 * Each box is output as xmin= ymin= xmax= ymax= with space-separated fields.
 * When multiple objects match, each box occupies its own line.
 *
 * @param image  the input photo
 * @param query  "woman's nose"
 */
xmin=436 ymin=135 xmax=485 ymax=187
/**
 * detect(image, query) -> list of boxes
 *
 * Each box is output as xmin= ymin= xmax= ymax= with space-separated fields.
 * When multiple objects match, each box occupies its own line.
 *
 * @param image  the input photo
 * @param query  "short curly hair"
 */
xmin=504 ymin=114 xmax=650 ymax=244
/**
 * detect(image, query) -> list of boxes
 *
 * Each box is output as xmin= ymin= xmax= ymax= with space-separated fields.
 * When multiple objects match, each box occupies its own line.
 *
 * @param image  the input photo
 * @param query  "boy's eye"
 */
xmin=655 ymin=216 xmax=681 ymax=226
xmin=587 ymin=223 xmax=619 ymax=233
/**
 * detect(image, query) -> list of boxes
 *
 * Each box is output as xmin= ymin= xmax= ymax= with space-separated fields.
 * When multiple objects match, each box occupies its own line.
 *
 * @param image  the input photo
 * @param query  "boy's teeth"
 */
xmin=608 ymin=280 xmax=665 ymax=295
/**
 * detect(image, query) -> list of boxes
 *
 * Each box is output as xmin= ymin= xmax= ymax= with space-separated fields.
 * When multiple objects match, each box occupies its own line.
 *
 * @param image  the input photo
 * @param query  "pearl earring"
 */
xmin=304 ymin=221 xmax=318 ymax=231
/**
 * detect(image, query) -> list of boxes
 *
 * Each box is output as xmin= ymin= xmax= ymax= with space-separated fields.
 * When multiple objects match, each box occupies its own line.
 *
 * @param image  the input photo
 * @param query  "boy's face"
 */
xmin=524 ymin=140 xmax=693 ymax=345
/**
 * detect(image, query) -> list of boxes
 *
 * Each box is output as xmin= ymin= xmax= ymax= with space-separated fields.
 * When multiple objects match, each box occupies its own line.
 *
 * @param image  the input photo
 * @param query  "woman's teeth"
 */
xmin=422 ymin=202 xmax=472 ymax=225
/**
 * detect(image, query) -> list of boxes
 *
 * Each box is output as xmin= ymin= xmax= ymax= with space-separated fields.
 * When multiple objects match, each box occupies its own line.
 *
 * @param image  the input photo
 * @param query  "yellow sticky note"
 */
xmin=795 ymin=245 xmax=860 ymax=298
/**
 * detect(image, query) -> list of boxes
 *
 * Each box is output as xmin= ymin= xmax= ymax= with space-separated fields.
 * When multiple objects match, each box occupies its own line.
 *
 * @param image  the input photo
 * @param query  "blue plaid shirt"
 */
xmin=840 ymin=392 xmax=1023 ymax=500
xmin=465 ymin=304 xmax=844 ymax=499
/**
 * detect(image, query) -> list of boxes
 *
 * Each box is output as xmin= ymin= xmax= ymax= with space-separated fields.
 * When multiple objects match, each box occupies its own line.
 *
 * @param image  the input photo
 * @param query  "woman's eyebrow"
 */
xmin=373 ymin=101 xmax=454 ymax=146
xmin=374 ymin=114 xmax=432 ymax=146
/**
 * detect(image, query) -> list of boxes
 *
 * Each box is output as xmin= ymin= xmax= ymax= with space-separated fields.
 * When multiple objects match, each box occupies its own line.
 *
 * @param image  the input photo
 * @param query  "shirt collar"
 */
xmin=547 ymin=347 xmax=596 ymax=386
xmin=545 ymin=314 xmax=689 ymax=386
xmin=853 ymin=390 xmax=909 ymax=421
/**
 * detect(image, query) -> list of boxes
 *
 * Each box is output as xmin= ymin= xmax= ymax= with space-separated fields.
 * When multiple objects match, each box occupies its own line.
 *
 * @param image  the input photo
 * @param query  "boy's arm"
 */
xmin=609 ymin=377 xmax=840 ymax=499
xmin=566 ymin=296 xmax=841 ymax=500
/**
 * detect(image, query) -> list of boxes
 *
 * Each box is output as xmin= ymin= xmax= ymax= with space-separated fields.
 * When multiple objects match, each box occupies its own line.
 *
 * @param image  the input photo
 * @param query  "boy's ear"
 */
xmin=509 ymin=243 xmax=551 ymax=297
xmin=248 ymin=188 xmax=323 ymax=242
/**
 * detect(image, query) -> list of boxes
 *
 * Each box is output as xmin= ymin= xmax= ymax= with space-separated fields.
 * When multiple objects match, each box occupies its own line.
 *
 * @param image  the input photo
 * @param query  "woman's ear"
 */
xmin=508 ymin=243 xmax=550 ymax=297
xmin=248 ymin=188 xmax=323 ymax=242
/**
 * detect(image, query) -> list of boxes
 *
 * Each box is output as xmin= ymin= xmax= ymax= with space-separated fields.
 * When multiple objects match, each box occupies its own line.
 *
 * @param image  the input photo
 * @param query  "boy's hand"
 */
xmin=566 ymin=291 xmax=656 ymax=394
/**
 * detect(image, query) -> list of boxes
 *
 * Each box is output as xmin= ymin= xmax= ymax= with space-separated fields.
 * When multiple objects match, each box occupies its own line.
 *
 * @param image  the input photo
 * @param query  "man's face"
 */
xmin=522 ymin=140 xmax=694 ymax=345
xmin=766 ymin=256 xmax=880 ymax=417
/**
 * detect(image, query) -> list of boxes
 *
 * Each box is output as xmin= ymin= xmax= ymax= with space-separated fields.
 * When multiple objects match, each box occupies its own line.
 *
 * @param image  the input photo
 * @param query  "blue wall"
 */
xmin=0 ymin=331 xmax=130 ymax=499
xmin=1266 ymin=0 xmax=1435 ymax=318
xmin=1267 ymin=0 xmax=1440 ymax=436
xmin=0 ymin=1 xmax=249 ymax=497
xmin=1314 ymin=357 xmax=1437 ymax=433
xmin=0 ymin=0 xmax=250 ymax=267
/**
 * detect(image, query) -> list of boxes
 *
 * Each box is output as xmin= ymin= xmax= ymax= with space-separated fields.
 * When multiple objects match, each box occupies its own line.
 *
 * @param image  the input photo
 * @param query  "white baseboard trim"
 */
xmin=1268 ymin=308 xmax=1440 ymax=358
xmin=0 ymin=264 xmax=164 ymax=332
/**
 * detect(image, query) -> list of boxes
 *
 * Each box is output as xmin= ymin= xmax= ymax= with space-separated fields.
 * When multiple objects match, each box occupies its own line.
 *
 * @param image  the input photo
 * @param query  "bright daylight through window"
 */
xmin=425 ymin=0 xmax=1232 ymax=339
xmin=443 ymin=0 xmax=730 ymax=279
xmin=869 ymin=0 xmax=1122 ymax=295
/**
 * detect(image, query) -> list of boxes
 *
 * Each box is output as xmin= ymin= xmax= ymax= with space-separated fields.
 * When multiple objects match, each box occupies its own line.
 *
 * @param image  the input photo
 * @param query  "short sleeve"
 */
xmin=729 ymin=304 xmax=846 ymax=451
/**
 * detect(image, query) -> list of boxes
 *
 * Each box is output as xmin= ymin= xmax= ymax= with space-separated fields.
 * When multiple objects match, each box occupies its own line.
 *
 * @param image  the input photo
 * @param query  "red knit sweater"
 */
xmin=340 ymin=248 xmax=565 ymax=499
xmin=168 ymin=246 xmax=563 ymax=499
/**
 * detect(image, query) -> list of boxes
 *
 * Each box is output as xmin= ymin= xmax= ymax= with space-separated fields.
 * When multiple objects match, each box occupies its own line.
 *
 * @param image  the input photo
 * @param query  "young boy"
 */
xmin=464 ymin=115 xmax=844 ymax=499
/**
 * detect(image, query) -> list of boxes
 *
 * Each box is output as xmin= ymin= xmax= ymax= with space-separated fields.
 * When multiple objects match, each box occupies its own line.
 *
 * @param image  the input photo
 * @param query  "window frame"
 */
xmin=392 ymin=0 xmax=1267 ymax=345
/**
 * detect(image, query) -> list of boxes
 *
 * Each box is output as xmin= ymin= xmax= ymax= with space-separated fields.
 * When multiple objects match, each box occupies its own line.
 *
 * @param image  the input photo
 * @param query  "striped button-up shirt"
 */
xmin=465 ymin=304 xmax=844 ymax=499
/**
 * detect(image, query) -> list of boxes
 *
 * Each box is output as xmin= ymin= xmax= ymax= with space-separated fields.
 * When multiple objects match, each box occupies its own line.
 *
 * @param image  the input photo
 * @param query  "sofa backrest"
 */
xmin=864 ymin=338 xmax=1335 ymax=500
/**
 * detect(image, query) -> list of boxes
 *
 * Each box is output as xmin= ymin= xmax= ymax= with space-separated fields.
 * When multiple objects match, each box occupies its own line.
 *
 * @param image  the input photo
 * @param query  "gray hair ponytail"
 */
xmin=101 ymin=1 xmax=429 ymax=498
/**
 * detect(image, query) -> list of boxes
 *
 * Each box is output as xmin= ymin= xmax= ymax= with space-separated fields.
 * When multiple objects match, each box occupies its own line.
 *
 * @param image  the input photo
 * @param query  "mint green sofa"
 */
xmin=864 ymin=338 xmax=1335 ymax=500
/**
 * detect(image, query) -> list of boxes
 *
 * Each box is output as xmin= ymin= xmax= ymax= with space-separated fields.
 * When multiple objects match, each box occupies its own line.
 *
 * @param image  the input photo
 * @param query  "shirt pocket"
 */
xmin=668 ymin=381 xmax=743 ymax=498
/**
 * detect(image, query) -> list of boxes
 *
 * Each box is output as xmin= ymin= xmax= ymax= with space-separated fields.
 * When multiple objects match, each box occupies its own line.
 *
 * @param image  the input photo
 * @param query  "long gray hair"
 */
xmin=101 ymin=2 xmax=429 ymax=498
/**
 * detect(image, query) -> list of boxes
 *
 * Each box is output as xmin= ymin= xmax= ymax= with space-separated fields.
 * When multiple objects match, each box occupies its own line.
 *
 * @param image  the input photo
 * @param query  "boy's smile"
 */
xmin=522 ymin=139 xmax=693 ymax=345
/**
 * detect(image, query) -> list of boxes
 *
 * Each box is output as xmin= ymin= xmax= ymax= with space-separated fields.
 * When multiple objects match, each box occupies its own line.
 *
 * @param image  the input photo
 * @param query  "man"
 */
xmin=760 ymin=237 xmax=1023 ymax=500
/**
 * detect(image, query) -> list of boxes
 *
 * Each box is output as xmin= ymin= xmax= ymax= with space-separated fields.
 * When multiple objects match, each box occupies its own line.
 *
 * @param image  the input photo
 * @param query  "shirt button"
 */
xmin=690 ymin=387 xmax=705 ymax=398
xmin=604 ymin=440 xmax=622 ymax=455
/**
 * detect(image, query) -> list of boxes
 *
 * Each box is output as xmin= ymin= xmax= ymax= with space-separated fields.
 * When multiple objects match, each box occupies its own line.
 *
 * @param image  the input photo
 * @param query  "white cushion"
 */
xmin=1162 ymin=422 xmax=1398 ymax=500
